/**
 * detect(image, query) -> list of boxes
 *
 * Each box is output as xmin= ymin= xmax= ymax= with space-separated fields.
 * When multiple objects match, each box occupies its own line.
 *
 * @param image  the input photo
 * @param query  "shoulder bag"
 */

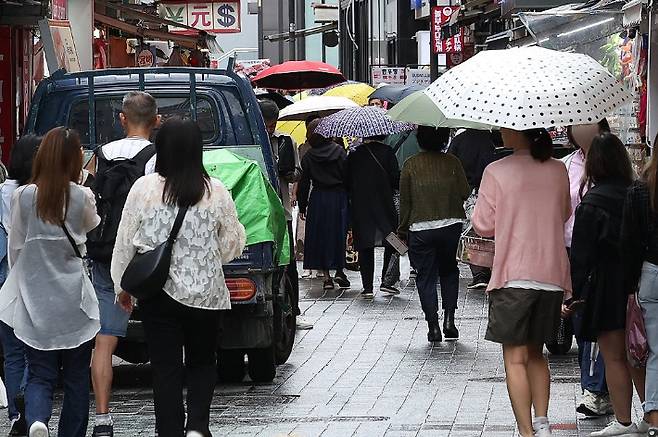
xmin=121 ymin=206 xmax=188 ymax=301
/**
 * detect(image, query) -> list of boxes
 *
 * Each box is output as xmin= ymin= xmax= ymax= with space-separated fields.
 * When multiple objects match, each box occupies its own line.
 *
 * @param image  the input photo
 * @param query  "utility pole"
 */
xmin=289 ymin=0 xmax=296 ymax=60
xmin=429 ymin=0 xmax=439 ymax=81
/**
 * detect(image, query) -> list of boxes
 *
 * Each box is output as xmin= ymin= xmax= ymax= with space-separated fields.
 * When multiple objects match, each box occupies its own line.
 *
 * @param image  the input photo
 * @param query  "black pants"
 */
xmin=358 ymin=245 xmax=395 ymax=291
xmin=140 ymin=293 xmax=221 ymax=437
xmin=287 ymin=221 xmax=300 ymax=315
xmin=408 ymin=223 xmax=462 ymax=322
xmin=469 ymin=264 xmax=491 ymax=281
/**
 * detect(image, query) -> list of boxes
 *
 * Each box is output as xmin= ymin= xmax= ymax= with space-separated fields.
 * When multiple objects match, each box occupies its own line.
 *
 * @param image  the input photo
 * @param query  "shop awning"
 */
xmin=517 ymin=0 xmax=625 ymax=51
xmin=622 ymin=0 xmax=647 ymax=26
xmin=94 ymin=0 xmax=222 ymax=53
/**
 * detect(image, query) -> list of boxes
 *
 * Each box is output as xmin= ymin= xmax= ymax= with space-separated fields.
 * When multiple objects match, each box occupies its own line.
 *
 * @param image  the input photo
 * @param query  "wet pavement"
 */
xmin=0 ymin=256 xmax=645 ymax=436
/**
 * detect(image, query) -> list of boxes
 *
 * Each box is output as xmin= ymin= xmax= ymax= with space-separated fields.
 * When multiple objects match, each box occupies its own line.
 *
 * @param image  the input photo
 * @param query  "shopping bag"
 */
xmin=626 ymin=293 xmax=649 ymax=368
xmin=0 ymin=376 xmax=7 ymax=408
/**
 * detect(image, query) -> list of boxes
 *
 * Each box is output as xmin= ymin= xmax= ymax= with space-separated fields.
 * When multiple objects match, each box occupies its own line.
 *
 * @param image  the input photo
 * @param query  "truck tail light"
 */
xmin=226 ymin=278 xmax=257 ymax=301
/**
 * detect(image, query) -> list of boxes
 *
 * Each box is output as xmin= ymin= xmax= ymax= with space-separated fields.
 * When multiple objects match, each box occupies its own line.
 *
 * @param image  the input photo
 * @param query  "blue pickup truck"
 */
xmin=3 ymin=66 xmax=296 ymax=382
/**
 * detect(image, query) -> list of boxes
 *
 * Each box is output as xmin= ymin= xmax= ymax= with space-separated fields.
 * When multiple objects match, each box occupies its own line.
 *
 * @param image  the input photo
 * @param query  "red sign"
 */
xmin=137 ymin=49 xmax=155 ymax=67
xmin=51 ymin=0 xmax=67 ymax=20
xmin=0 ymin=26 xmax=13 ymax=163
xmin=431 ymin=6 xmax=461 ymax=54
xmin=446 ymin=45 xmax=474 ymax=68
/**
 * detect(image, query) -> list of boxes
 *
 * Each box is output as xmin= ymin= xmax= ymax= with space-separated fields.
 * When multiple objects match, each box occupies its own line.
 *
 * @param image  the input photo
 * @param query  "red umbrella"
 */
xmin=251 ymin=60 xmax=346 ymax=91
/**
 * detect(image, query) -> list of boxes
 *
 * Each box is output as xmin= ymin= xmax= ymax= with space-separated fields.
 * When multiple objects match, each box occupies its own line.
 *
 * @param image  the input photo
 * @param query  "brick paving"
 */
xmin=0 ymin=256 xmax=645 ymax=436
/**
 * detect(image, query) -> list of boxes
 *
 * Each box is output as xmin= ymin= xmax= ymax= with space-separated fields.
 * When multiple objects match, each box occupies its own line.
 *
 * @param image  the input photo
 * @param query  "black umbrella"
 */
xmin=368 ymin=84 xmax=424 ymax=105
xmin=254 ymin=90 xmax=294 ymax=109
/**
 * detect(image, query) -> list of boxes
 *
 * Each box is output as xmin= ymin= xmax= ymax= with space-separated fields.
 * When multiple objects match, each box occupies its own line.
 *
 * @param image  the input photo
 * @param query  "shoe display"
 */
xmin=9 ymin=415 xmax=27 ymax=436
xmin=28 ymin=422 xmax=48 ymax=437
xmin=577 ymin=390 xmax=609 ymax=417
xmin=92 ymin=425 xmax=114 ymax=437
xmin=361 ymin=289 xmax=374 ymax=298
xmin=323 ymin=279 xmax=335 ymax=290
xmin=427 ymin=321 xmax=442 ymax=342
xmin=380 ymin=284 xmax=400 ymax=295
xmin=590 ymin=421 xmax=639 ymax=436
xmin=443 ymin=309 xmax=459 ymax=341
xmin=333 ymin=272 xmax=351 ymax=289
xmin=296 ymin=317 xmax=314 ymax=330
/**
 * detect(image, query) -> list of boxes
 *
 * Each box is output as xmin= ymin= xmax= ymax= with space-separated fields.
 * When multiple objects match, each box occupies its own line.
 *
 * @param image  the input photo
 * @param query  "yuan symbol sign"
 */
xmin=159 ymin=1 xmax=240 ymax=34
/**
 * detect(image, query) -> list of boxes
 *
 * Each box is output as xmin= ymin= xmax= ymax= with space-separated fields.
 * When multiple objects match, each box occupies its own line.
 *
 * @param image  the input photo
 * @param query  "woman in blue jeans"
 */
xmin=0 ymin=134 xmax=41 ymax=435
xmin=621 ymin=133 xmax=658 ymax=437
xmin=0 ymin=127 xmax=101 ymax=437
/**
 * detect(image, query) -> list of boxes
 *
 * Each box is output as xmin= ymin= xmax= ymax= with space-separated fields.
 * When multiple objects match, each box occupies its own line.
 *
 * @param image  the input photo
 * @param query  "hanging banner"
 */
xmin=51 ymin=0 xmax=67 ymax=20
xmin=159 ymin=1 xmax=241 ymax=34
xmin=431 ymin=6 xmax=460 ymax=54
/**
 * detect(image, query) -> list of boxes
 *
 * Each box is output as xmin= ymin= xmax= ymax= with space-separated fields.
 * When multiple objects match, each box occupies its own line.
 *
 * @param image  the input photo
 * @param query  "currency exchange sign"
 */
xmin=159 ymin=0 xmax=241 ymax=34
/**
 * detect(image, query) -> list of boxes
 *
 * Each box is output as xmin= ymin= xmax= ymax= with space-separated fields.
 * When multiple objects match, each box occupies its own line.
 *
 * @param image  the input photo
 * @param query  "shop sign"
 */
xmin=51 ymin=0 xmax=67 ymax=20
xmin=371 ymin=67 xmax=406 ymax=86
xmin=431 ymin=6 xmax=459 ymax=54
xmin=0 ymin=27 xmax=12 ymax=160
xmin=405 ymin=67 xmax=431 ymax=86
xmin=39 ymin=19 xmax=81 ymax=73
xmin=446 ymin=45 xmax=474 ymax=68
xmin=136 ymin=47 xmax=156 ymax=67
xmin=234 ymin=59 xmax=271 ymax=76
xmin=439 ymin=30 xmax=464 ymax=54
xmin=159 ymin=1 xmax=241 ymax=34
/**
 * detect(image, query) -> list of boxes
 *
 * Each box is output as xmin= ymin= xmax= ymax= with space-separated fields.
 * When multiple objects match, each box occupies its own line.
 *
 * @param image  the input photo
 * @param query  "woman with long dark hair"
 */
xmin=473 ymin=128 xmax=571 ymax=437
xmin=0 ymin=134 xmax=41 ymax=435
xmin=111 ymin=117 xmax=245 ymax=437
xmin=0 ymin=127 xmax=101 ymax=437
xmin=621 ymin=133 xmax=658 ymax=437
xmin=570 ymin=133 xmax=648 ymax=436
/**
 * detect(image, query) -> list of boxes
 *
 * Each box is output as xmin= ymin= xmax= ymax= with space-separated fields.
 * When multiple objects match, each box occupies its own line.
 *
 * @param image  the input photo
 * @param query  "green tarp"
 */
xmin=203 ymin=149 xmax=290 ymax=266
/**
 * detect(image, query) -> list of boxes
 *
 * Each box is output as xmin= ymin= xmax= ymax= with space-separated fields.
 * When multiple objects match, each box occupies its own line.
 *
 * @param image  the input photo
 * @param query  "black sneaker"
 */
xmin=380 ymin=284 xmax=400 ymax=295
xmin=361 ymin=289 xmax=374 ymax=299
xmin=323 ymin=279 xmax=335 ymax=290
xmin=8 ymin=416 xmax=27 ymax=436
xmin=467 ymin=276 xmax=488 ymax=290
xmin=92 ymin=425 xmax=114 ymax=437
xmin=333 ymin=273 xmax=351 ymax=289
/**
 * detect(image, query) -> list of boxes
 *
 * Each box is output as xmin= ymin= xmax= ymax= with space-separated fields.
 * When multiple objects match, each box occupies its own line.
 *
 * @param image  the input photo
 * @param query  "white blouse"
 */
xmin=111 ymin=174 xmax=246 ymax=310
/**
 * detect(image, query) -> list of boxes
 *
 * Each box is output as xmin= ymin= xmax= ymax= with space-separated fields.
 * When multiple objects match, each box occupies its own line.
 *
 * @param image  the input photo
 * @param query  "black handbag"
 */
xmin=120 ymin=206 xmax=188 ymax=301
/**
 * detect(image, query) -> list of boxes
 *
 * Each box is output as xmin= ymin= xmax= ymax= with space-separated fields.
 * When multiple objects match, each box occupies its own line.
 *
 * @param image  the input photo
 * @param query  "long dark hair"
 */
xmin=522 ymin=128 xmax=553 ymax=162
xmin=642 ymin=133 xmax=658 ymax=211
xmin=155 ymin=117 xmax=210 ymax=207
xmin=580 ymin=132 xmax=633 ymax=197
xmin=9 ymin=135 xmax=41 ymax=186
xmin=31 ymin=127 xmax=83 ymax=225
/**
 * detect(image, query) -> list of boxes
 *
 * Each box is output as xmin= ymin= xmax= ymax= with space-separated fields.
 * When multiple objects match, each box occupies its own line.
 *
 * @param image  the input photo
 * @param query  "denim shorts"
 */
xmin=92 ymin=261 xmax=130 ymax=337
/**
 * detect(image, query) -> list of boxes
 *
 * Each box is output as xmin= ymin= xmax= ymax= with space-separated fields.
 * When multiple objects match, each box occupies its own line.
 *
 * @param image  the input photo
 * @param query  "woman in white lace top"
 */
xmin=111 ymin=117 xmax=245 ymax=437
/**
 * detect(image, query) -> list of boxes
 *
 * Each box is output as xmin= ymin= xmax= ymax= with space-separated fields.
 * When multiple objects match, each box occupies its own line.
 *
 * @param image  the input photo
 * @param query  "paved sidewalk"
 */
xmin=0 ymin=258 xmax=644 ymax=436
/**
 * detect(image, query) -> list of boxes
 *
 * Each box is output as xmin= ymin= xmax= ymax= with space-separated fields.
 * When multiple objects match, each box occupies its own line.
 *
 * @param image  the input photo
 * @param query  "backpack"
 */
xmin=87 ymin=144 xmax=156 ymax=263
xmin=276 ymin=135 xmax=297 ymax=177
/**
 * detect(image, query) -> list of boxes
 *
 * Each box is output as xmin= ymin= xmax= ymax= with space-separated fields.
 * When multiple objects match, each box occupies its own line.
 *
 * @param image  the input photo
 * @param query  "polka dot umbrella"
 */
xmin=315 ymin=106 xmax=415 ymax=138
xmin=425 ymin=46 xmax=632 ymax=130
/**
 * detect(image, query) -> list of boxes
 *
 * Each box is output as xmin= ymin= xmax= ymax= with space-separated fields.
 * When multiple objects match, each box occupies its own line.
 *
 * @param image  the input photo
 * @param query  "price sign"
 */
xmin=159 ymin=1 xmax=241 ymax=34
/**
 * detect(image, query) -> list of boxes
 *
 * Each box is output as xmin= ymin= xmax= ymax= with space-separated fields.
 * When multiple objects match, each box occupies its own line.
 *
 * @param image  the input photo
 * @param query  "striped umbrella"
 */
xmin=315 ymin=106 xmax=414 ymax=138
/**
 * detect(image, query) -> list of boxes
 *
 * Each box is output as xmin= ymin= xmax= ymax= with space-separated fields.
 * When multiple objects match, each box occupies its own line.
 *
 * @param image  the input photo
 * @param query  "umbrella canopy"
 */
xmin=368 ymin=84 xmax=424 ymax=104
xmin=279 ymin=96 xmax=359 ymax=121
xmin=322 ymin=82 xmax=375 ymax=106
xmin=276 ymin=120 xmax=307 ymax=145
xmin=316 ymin=106 xmax=414 ymax=138
xmin=388 ymin=91 xmax=495 ymax=130
xmin=254 ymin=89 xmax=294 ymax=109
xmin=425 ymin=46 xmax=632 ymax=130
xmin=251 ymin=60 xmax=346 ymax=90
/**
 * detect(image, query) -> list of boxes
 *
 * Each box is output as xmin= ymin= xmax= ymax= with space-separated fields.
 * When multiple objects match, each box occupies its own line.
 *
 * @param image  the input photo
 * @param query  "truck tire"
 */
xmin=274 ymin=283 xmax=296 ymax=365
xmin=247 ymin=347 xmax=276 ymax=383
xmin=218 ymin=350 xmax=246 ymax=383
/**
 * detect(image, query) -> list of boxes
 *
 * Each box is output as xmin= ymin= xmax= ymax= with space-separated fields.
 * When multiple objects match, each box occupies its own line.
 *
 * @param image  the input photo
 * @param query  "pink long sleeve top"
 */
xmin=472 ymin=150 xmax=572 ymax=295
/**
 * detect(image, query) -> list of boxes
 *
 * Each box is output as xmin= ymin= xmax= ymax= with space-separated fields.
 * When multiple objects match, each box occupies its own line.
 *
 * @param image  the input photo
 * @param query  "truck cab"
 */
xmin=14 ymin=66 xmax=296 ymax=382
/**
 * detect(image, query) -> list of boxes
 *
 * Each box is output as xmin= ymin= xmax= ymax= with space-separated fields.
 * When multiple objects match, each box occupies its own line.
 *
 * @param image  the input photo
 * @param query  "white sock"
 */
xmin=533 ymin=416 xmax=549 ymax=428
xmin=95 ymin=414 xmax=113 ymax=426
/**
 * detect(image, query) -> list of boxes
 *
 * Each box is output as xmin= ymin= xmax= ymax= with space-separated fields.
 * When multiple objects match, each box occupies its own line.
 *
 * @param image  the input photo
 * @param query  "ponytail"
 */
xmin=523 ymin=128 xmax=553 ymax=162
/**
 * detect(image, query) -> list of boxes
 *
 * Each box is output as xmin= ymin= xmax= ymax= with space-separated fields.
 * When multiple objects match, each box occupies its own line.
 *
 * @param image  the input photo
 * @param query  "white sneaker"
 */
xmin=186 ymin=432 xmax=204 ymax=437
xmin=637 ymin=420 xmax=651 ymax=434
xmin=534 ymin=418 xmax=552 ymax=437
xmin=296 ymin=317 xmax=313 ymax=330
xmin=590 ymin=421 xmax=639 ymax=436
xmin=29 ymin=421 xmax=49 ymax=437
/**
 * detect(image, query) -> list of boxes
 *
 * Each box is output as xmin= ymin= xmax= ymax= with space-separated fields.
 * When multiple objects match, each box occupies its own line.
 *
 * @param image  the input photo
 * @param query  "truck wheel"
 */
xmin=247 ymin=347 xmax=276 ymax=383
xmin=218 ymin=350 xmax=246 ymax=383
xmin=274 ymin=284 xmax=296 ymax=365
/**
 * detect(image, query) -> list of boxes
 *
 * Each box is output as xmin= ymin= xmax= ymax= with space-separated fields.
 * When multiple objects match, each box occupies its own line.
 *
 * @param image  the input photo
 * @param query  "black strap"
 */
xmin=166 ymin=206 xmax=188 ymax=245
xmin=132 ymin=143 xmax=157 ymax=167
xmin=391 ymin=131 xmax=412 ymax=154
xmin=365 ymin=144 xmax=387 ymax=175
xmin=62 ymin=224 xmax=83 ymax=259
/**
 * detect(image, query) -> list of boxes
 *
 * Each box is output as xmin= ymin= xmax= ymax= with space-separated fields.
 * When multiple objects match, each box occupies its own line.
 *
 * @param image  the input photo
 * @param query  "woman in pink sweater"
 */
xmin=473 ymin=128 xmax=571 ymax=437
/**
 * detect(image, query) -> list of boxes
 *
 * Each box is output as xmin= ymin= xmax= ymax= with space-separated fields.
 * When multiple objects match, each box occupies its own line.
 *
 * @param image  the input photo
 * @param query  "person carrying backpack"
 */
xmin=87 ymin=91 xmax=159 ymax=437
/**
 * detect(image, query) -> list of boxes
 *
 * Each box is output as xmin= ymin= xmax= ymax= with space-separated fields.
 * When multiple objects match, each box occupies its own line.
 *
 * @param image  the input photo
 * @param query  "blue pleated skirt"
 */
xmin=303 ymin=188 xmax=348 ymax=270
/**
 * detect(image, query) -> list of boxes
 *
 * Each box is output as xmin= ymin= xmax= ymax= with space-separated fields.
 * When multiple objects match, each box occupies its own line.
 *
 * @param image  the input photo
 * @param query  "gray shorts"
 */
xmin=486 ymin=288 xmax=563 ymax=345
xmin=91 ymin=262 xmax=130 ymax=337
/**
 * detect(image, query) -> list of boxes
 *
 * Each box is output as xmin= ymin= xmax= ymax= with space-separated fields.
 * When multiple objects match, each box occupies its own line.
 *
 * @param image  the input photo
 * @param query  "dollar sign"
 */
xmin=216 ymin=4 xmax=236 ymax=28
